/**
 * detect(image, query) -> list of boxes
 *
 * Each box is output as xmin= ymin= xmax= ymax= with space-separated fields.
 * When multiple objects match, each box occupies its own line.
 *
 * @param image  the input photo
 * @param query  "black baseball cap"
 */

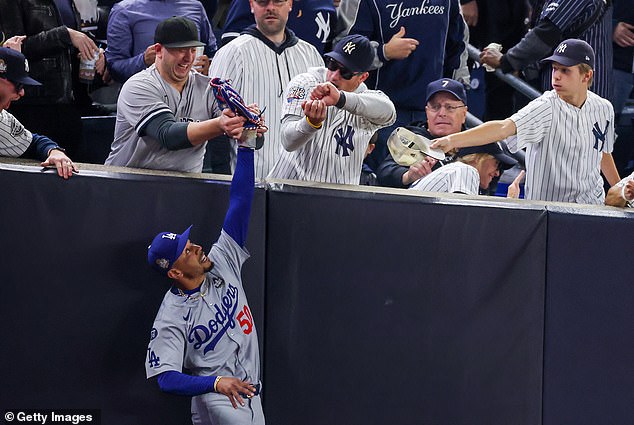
xmin=324 ymin=34 xmax=374 ymax=73
xmin=425 ymin=78 xmax=467 ymax=104
xmin=457 ymin=143 xmax=518 ymax=170
xmin=541 ymin=38 xmax=595 ymax=69
xmin=154 ymin=17 xmax=204 ymax=48
xmin=0 ymin=47 xmax=41 ymax=86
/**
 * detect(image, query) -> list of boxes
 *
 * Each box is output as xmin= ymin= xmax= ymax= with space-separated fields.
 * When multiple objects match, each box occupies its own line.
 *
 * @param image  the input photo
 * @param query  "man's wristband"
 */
xmin=305 ymin=116 xmax=322 ymax=129
xmin=335 ymin=91 xmax=346 ymax=109
xmin=213 ymin=376 xmax=223 ymax=392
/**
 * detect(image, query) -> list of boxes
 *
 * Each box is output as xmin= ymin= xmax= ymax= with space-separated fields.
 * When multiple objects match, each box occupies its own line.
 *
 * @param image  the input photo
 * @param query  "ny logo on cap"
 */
xmin=343 ymin=42 xmax=356 ymax=55
xmin=0 ymin=59 xmax=6 ymax=73
xmin=556 ymin=43 xmax=567 ymax=54
xmin=24 ymin=59 xmax=29 ymax=73
xmin=585 ymin=55 xmax=590 ymax=61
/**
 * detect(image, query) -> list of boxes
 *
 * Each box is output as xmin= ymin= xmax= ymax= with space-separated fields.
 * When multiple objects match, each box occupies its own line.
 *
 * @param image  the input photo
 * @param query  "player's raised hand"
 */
xmin=301 ymin=99 xmax=327 ymax=128
xmin=219 ymin=108 xmax=247 ymax=139
xmin=402 ymin=156 xmax=437 ymax=186
xmin=507 ymin=169 xmax=525 ymax=199
xmin=41 ymin=149 xmax=77 ymax=180
xmin=246 ymin=103 xmax=268 ymax=137
xmin=384 ymin=27 xmax=419 ymax=60
xmin=215 ymin=377 xmax=257 ymax=409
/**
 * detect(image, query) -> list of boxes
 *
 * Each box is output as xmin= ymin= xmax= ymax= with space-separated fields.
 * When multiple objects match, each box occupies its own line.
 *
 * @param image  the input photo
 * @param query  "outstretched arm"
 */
xmin=431 ymin=119 xmax=517 ymax=152
xmin=223 ymin=147 xmax=255 ymax=247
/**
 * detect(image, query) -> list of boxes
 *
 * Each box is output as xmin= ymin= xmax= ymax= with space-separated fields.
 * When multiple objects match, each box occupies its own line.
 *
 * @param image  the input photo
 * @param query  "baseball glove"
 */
xmin=210 ymin=78 xmax=266 ymax=149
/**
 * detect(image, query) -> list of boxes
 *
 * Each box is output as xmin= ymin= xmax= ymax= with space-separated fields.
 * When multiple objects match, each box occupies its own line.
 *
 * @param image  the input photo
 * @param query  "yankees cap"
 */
xmin=154 ymin=17 xmax=205 ymax=48
xmin=457 ymin=143 xmax=518 ymax=170
xmin=541 ymin=38 xmax=595 ymax=69
xmin=425 ymin=78 xmax=467 ymax=105
xmin=0 ymin=47 xmax=41 ymax=86
xmin=148 ymin=225 xmax=192 ymax=276
xmin=324 ymin=34 xmax=374 ymax=73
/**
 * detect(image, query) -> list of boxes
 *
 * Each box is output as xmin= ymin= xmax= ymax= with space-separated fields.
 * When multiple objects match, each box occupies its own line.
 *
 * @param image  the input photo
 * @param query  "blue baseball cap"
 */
xmin=147 ymin=225 xmax=192 ymax=275
xmin=541 ymin=38 xmax=595 ymax=69
xmin=425 ymin=78 xmax=467 ymax=105
xmin=0 ymin=47 xmax=42 ymax=86
xmin=324 ymin=34 xmax=374 ymax=72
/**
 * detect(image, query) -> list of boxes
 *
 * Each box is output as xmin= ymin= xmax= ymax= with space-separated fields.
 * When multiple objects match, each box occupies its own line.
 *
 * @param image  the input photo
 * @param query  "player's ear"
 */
xmin=357 ymin=72 xmax=369 ymax=84
xmin=167 ymin=268 xmax=181 ymax=280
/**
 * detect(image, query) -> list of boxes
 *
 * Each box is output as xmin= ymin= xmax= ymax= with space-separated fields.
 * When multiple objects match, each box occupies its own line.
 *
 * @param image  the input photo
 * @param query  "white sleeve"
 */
xmin=0 ymin=110 xmax=33 ymax=157
xmin=508 ymin=96 xmax=552 ymax=153
xmin=341 ymin=89 xmax=397 ymax=126
xmin=118 ymin=75 xmax=173 ymax=136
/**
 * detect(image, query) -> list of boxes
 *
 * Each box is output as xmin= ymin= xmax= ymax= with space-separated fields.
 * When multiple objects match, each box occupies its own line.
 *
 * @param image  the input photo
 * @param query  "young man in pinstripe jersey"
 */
xmin=432 ymin=39 xmax=620 ymax=205
xmin=267 ymin=34 xmax=396 ymax=184
xmin=208 ymin=0 xmax=323 ymax=179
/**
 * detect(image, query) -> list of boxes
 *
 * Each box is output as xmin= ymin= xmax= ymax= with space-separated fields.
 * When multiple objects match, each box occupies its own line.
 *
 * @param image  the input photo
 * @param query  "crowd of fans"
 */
xmin=1 ymin=0 xmax=633 ymax=207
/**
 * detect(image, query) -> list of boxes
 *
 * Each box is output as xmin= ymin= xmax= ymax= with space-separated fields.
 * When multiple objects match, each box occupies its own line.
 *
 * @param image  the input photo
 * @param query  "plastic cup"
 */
xmin=79 ymin=50 xmax=99 ymax=83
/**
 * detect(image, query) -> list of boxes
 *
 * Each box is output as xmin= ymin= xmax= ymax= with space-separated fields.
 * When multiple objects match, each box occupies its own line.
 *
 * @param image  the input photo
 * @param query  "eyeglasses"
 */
xmin=325 ymin=57 xmax=362 ymax=80
xmin=253 ymin=0 xmax=288 ymax=6
xmin=12 ymin=81 xmax=24 ymax=92
xmin=426 ymin=103 xmax=466 ymax=113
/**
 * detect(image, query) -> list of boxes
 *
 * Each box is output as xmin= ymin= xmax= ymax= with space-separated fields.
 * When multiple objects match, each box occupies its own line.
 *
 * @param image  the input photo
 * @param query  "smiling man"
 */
xmin=105 ymin=17 xmax=251 ymax=173
xmin=146 ymin=144 xmax=264 ymax=425
xmin=267 ymin=34 xmax=396 ymax=184
xmin=431 ymin=39 xmax=620 ymax=204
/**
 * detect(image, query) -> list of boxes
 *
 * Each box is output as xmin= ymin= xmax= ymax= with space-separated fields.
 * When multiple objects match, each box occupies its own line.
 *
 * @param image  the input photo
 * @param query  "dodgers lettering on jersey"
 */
xmin=188 ymin=283 xmax=242 ymax=354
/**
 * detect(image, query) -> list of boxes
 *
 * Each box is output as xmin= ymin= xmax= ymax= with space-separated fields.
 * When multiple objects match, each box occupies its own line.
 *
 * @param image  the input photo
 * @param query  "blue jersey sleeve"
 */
xmin=157 ymin=371 xmax=216 ymax=396
xmin=222 ymin=147 xmax=254 ymax=247
xmin=21 ymin=133 xmax=61 ymax=162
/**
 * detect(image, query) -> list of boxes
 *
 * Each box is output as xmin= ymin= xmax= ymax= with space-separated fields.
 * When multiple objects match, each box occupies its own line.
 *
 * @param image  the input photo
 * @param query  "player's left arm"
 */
xmin=601 ymin=153 xmax=620 ymax=187
xmin=222 ymin=147 xmax=255 ymax=248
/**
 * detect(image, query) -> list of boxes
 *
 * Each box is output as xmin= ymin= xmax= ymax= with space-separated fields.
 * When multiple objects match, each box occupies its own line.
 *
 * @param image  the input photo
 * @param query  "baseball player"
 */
xmin=146 ymin=145 xmax=264 ymax=425
xmin=0 ymin=47 xmax=76 ymax=179
xmin=431 ymin=39 xmax=620 ymax=205
xmin=605 ymin=172 xmax=634 ymax=207
xmin=208 ymin=0 xmax=324 ymax=179
xmin=409 ymin=144 xmax=517 ymax=195
xmin=267 ymin=34 xmax=396 ymax=185
xmin=105 ymin=17 xmax=251 ymax=173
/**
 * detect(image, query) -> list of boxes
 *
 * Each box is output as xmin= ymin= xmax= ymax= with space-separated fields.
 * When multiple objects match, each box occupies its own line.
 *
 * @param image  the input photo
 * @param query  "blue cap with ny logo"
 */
xmin=541 ymin=38 xmax=595 ymax=69
xmin=324 ymin=34 xmax=374 ymax=73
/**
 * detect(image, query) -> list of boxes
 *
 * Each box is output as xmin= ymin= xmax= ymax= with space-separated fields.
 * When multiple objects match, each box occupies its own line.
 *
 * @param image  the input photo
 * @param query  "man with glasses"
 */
xmin=0 ymin=47 xmax=76 ymax=179
xmin=376 ymin=78 xmax=468 ymax=188
xmin=208 ymin=0 xmax=323 ymax=179
xmin=267 ymin=34 xmax=396 ymax=184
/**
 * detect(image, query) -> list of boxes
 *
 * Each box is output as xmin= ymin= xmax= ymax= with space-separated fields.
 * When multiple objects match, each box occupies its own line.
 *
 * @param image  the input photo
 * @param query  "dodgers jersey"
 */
xmin=146 ymin=231 xmax=260 ymax=410
xmin=409 ymin=162 xmax=480 ymax=195
xmin=508 ymin=90 xmax=614 ymax=204
xmin=0 ymin=110 xmax=32 ymax=157
xmin=267 ymin=67 xmax=396 ymax=184
xmin=106 ymin=66 xmax=221 ymax=173
xmin=208 ymin=28 xmax=324 ymax=179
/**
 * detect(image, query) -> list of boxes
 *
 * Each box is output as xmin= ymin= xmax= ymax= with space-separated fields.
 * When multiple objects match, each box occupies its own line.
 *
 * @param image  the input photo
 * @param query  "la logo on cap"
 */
xmin=556 ymin=43 xmax=567 ymax=54
xmin=343 ymin=42 xmax=356 ymax=55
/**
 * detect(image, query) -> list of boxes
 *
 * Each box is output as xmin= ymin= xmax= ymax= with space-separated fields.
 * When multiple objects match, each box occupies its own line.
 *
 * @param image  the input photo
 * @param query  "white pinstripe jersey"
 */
xmin=409 ymin=162 xmax=479 ymax=195
xmin=0 ymin=110 xmax=32 ymax=158
xmin=267 ymin=67 xmax=396 ymax=184
xmin=106 ymin=66 xmax=221 ymax=173
xmin=508 ymin=90 xmax=614 ymax=204
xmin=208 ymin=33 xmax=323 ymax=179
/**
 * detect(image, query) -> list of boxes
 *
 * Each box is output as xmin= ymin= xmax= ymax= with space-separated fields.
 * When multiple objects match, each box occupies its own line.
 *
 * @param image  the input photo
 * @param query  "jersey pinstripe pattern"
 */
xmin=0 ymin=110 xmax=32 ymax=157
xmin=106 ymin=66 xmax=221 ymax=173
xmin=409 ymin=162 xmax=480 ymax=195
xmin=208 ymin=33 xmax=323 ymax=179
xmin=267 ymin=67 xmax=396 ymax=184
xmin=537 ymin=0 xmax=613 ymax=100
xmin=508 ymin=90 xmax=614 ymax=204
